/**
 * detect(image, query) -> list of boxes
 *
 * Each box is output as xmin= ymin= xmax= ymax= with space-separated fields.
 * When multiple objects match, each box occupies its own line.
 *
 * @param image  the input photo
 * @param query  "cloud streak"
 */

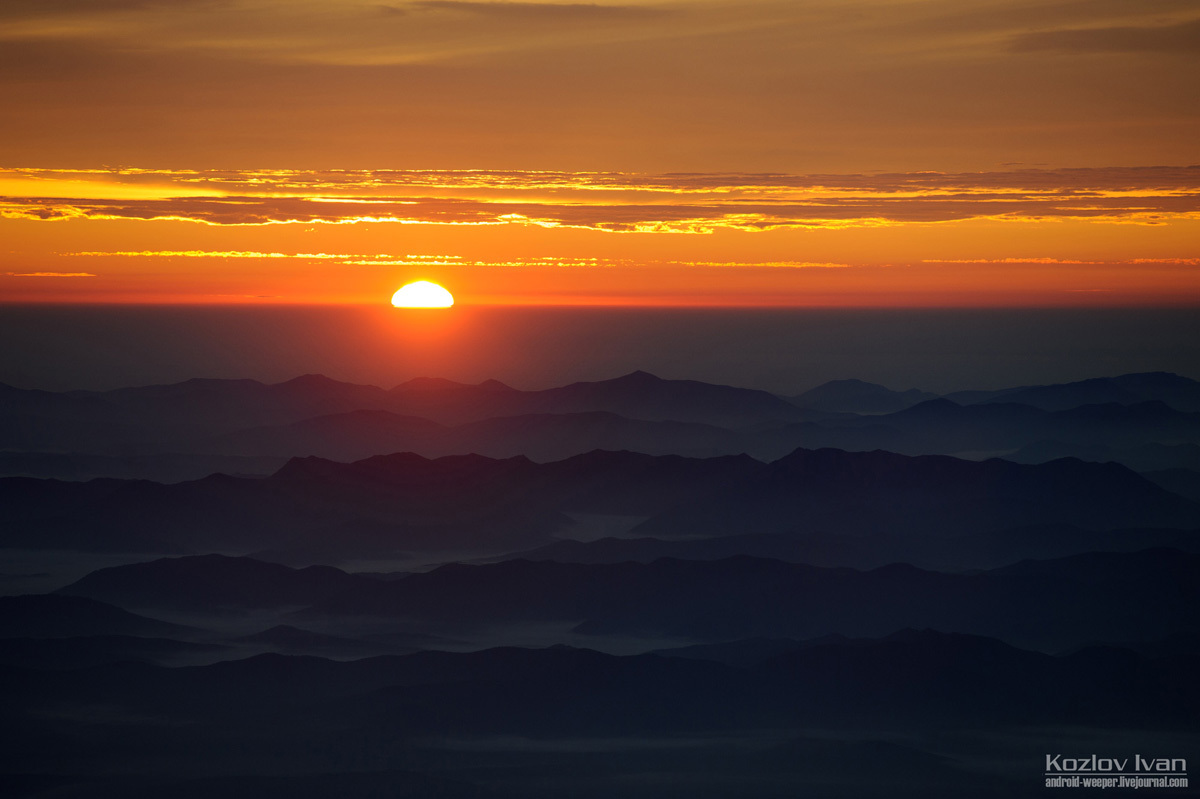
xmin=1010 ymin=18 xmax=1200 ymax=54
xmin=3 ymin=166 xmax=1198 ymax=232
xmin=5 ymin=271 xmax=97 ymax=277
xmin=63 ymin=250 xmax=857 ymax=270
xmin=411 ymin=1 xmax=665 ymax=19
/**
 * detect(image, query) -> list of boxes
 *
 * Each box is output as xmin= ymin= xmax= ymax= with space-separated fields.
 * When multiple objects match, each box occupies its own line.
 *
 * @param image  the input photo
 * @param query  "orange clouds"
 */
xmin=0 ymin=163 xmax=1196 ymax=307
xmin=3 ymin=166 xmax=1199 ymax=231
xmin=5 ymin=271 xmax=96 ymax=277
xmin=1 ymin=3 xmax=1198 ymax=307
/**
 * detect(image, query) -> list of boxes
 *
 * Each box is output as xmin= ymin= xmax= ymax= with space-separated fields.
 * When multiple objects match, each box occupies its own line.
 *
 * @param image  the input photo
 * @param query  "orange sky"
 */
xmin=1 ymin=1 xmax=1197 ymax=307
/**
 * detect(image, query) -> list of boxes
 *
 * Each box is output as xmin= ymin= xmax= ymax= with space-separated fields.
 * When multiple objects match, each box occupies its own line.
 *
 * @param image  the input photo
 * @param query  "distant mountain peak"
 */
xmin=275 ymin=373 xmax=355 ymax=389
xmin=609 ymin=370 xmax=663 ymax=384
xmin=270 ymin=454 xmax=345 ymax=481
xmin=791 ymin=379 xmax=938 ymax=414
xmin=279 ymin=373 xmax=334 ymax=384
xmin=903 ymin=397 xmax=962 ymax=412
xmin=1113 ymin=371 xmax=1195 ymax=387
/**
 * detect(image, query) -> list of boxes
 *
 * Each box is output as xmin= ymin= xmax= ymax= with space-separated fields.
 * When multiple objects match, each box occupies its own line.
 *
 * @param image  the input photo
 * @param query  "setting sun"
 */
xmin=391 ymin=281 xmax=454 ymax=308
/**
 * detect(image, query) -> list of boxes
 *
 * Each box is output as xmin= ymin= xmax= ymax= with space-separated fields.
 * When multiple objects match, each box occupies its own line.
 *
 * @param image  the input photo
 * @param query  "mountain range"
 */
xmin=41 ymin=548 xmax=1200 ymax=652
xmin=2 ymin=632 xmax=1195 ymax=798
xmin=4 ymin=370 xmax=1200 ymax=481
xmin=5 ymin=368 xmax=1200 ymax=798
xmin=5 ymin=446 xmax=1196 ymax=569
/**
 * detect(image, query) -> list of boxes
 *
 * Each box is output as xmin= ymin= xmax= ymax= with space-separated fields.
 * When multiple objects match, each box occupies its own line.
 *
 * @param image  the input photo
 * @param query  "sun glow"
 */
xmin=391 ymin=281 xmax=454 ymax=308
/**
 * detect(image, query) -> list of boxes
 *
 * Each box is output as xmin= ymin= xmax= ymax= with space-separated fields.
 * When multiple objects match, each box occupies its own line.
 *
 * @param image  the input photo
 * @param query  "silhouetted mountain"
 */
xmin=206 ymin=410 xmax=743 ymax=462
xmin=1051 ymin=400 xmax=1200 ymax=446
xmin=0 ymin=450 xmax=286 ymax=483
xmin=945 ymin=371 xmax=1200 ymax=412
xmin=383 ymin=375 xmax=521 ymax=423
xmin=790 ymin=379 xmax=937 ymax=414
xmin=201 ymin=410 xmax=447 ymax=459
xmin=505 ymin=523 xmax=1200 ymax=571
xmin=0 ymin=382 xmax=133 ymax=453
xmin=0 ymin=476 xmax=180 ymax=552
xmin=231 ymin=625 xmax=404 ymax=658
xmin=5 ymin=447 xmax=1196 ymax=565
xmin=0 ymin=594 xmax=194 ymax=639
xmin=297 ymin=550 xmax=1200 ymax=651
xmin=6 ymin=368 xmax=1198 ymax=799
xmin=1109 ymin=371 xmax=1200 ymax=410
xmin=764 ymin=398 xmax=1200 ymax=460
xmin=98 ymin=374 xmax=394 ymax=433
xmin=0 ymin=371 xmax=809 ymax=458
xmin=521 ymin=371 xmax=805 ymax=427
xmin=1008 ymin=440 xmax=1200 ymax=473
xmin=385 ymin=370 xmax=808 ymax=427
xmin=4 ymin=636 xmax=1194 ymax=751
xmin=0 ymin=381 xmax=111 ymax=418
xmin=650 ymin=636 xmax=809 ymax=667
xmin=450 ymin=412 xmax=744 ymax=461
xmin=261 ymin=447 xmax=769 ymax=536
xmin=114 ymin=771 xmax=502 ymax=799
xmin=0 ymin=635 xmax=225 ymax=670
xmin=6 ymin=371 xmax=1199 ymax=482
xmin=5 ymin=629 xmax=1198 ymax=799
xmin=755 ymin=629 xmax=1187 ymax=726
xmin=0 ymin=374 xmax=409 ymax=460
xmin=780 ymin=398 xmax=1042 ymax=456
xmin=0 ymin=454 xmax=578 ymax=555
xmin=94 ymin=370 xmax=803 ymax=431
xmin=988 ymin=546 xmax=1198 ymax=583
xmin=505 ymin=534 xmax=819 ymax=565
xmin=0 ymin=375 xmax=397 ymax=457
xmin=57 ymin=555 xmax=367 ymax=611
xmin=635 ymin=447 xmax=1200 ymax=540
xmin=499 ymin=449 xmax=766 ymax=515
xmin=656 ymin=629 xmax=1145 ymax=722
xmin=1141 ymin=468 xmax=1200 ymax=503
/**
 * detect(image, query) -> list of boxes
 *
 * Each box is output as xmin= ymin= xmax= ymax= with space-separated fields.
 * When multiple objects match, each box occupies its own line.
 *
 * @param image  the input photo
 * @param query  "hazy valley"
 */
xmin=3 ymin=369 xmax=1199 ymax=797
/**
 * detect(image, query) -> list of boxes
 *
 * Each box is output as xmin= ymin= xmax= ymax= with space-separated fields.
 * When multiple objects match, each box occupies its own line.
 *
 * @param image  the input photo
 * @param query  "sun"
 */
xmin=391 ymin=281 xmax=454 ymax=308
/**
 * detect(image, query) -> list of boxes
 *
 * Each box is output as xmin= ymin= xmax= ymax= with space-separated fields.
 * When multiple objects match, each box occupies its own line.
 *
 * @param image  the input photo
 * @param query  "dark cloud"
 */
xmin=1011 ymin=18 xmax=1200 ymax=54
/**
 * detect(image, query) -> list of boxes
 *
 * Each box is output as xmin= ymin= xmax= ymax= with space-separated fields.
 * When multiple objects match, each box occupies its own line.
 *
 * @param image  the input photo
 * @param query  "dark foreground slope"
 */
xmin=2 ymin=634 xmax=1197 ymax=799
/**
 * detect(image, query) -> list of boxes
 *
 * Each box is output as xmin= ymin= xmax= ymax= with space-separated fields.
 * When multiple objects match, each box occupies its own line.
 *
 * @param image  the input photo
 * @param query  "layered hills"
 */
xmin=4 ymin=368 xmax=1200 ymax=798
xmin=4 ymin=371 xmax=1200 ymax=481
xmin=4 ymin=447 xmax=1196 ymax=569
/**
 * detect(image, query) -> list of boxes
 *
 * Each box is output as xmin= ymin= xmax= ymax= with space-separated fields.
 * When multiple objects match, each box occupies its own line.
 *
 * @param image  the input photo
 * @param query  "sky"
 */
xmin=1 ymin=0 xmax=1197 ymax=308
